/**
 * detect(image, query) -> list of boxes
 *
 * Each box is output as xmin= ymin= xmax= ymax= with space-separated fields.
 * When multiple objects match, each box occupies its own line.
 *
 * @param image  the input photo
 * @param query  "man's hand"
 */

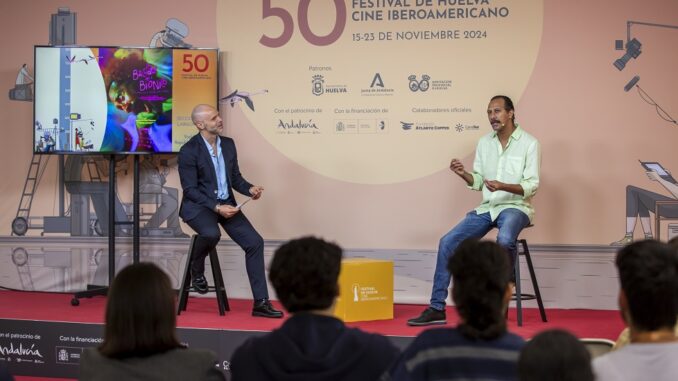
xmin=646 ymin=171 xmax=661 ymax=182
xmin=216 ymin=205 xmax=240 ymax=219
xmin=484 ymin=180 xmax=525 ymax=196
xmin=484 ymin=179 xmax=504 ymax=192
xmin=450 ymin=159 xmax=466 ymax=176
xmin=249 ymin=185 xmax=264 ymax=200
xmin=451 ymin=158 xmax=474 ymax=186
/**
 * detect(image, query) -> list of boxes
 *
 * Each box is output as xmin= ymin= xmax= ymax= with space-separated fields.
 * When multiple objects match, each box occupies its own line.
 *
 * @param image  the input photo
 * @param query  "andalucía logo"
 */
xmin=0 ymin=342 xmax=43 ymax=358
xmin=278 ymin=119 xmax=319 ymax=129
xmin=400 ymin=121 xmax=413 ymax=130
xmin=312 ymin=75 xmax=324 ymax=96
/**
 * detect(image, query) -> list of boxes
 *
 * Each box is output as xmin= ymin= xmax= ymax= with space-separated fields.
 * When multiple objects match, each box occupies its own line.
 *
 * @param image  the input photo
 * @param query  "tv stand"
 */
xmin=71 ymin=155 xmax=142 ymax=306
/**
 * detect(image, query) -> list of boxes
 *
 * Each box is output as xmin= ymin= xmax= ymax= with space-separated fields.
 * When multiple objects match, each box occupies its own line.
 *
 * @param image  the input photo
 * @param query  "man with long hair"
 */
xmin=408 ymin=95 xmax=540 ymax=326
xmin=386 ymin=240 xmax=524 ymax=380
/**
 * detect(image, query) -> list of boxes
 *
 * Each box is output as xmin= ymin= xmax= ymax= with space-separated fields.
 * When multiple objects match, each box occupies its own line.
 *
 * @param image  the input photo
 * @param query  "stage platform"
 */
xmin=0 ymin=290 xmax=624 ymax=380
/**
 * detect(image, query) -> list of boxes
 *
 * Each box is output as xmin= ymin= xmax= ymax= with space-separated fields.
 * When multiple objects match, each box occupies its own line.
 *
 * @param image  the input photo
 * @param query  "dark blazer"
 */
xmin=79 ymin=347 xmax=225 ymax=381
xmin=178 ymin=133 xmax=253 ymax=222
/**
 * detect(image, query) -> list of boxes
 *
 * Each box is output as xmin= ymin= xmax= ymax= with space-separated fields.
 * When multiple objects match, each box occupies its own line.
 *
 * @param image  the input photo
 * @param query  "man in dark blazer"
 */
xmin=177 ymin=104 xmax=282 ymax=318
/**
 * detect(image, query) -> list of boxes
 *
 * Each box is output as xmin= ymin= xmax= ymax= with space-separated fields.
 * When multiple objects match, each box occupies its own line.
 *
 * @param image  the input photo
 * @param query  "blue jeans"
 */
xmin=429 ymin=208 xmax=530 ymax=311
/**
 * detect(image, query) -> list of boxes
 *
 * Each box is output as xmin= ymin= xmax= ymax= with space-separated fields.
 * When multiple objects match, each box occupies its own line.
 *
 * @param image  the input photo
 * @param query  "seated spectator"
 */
xmin=79 ymin=262 xmax=224 ymax=381
xmin=518 ymin=329 xmax=593 ymax=381
xmin=612 ymin=236 xmax=678 ymax=350
xmin=593 ymin=240 xmax=678 ymax=381
xmin=231 ymin=236 xmax=400 ymax=381
xmin=384 ymin=240 xmax=525 ymax=381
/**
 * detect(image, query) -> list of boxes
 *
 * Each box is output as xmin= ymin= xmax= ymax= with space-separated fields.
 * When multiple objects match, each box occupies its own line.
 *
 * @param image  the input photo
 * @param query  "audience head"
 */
xmin=99 ymin=262 xmax=181 ymax=359
xmin=269 ymin=236 xmax=342 ymax=313
xmin=616 ymin=240 xmax=678 ymax=332
xmin=518 ymin=329 xmax=594 ymax=381
xmin=668 ymin=235 xmax=678 ymax=250
xmin=448 ymin=239 xmax=512 ymax=340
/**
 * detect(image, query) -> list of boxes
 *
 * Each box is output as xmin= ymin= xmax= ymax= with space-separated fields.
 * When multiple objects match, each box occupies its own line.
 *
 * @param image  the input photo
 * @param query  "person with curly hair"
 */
xmin=230 ymin=236 xmax=400 ymax=380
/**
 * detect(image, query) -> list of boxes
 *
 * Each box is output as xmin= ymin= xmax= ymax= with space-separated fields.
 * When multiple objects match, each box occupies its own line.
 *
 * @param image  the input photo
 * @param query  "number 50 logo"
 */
xmin=182 ymin=54 xmax=210 ymax=73
xmin=259 ymin=0 xmax=347 ymax=48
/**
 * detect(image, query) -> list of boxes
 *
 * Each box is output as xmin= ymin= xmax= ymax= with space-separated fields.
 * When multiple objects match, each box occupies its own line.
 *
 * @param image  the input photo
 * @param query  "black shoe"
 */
xmin=191 ymin=274 xmax=209 ymax=295
xmin=252 ymin=299 xmax=283 ymax=318
xmin=407 ymin=307 xmax=446 ymax=326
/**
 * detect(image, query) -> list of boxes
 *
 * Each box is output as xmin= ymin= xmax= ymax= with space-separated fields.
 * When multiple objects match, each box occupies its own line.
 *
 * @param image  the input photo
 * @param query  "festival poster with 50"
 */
xmin=217 ymin=0 xmax=543 ymax=184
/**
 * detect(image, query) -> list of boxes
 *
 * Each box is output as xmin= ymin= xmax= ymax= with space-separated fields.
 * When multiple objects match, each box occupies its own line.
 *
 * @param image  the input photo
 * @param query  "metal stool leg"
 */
xmin=210 ymin=248 xmax=230 ymax=312
xmin=177 ymin=235 xmax=197 ymax=315
xmin=522 ymin=239 xmax=547 ymax=322
xmin=208 ymin=248 xmax=230 ymax=315
xmin=514 ymin=246 xmax=523 ymax=327
xmin=178 ymin=235 xmax=230 ymax=316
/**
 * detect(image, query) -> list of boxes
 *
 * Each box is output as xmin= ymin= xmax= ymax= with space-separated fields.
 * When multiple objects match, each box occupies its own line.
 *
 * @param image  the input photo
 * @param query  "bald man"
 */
xmin=178 ymin=104 xmax=282 ymax=318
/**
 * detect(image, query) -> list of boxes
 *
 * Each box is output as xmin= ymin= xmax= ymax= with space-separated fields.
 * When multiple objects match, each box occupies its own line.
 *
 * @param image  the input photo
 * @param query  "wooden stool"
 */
xmin=513 ymin=237 xmax=547 ymax=326
xmin=177 ymin=235 xmax=230 ymax=315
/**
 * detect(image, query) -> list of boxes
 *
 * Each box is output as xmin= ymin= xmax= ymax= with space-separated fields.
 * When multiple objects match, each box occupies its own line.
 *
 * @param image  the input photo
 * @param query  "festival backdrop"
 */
xmin=0 ymin=0 xmax=677 ymax=249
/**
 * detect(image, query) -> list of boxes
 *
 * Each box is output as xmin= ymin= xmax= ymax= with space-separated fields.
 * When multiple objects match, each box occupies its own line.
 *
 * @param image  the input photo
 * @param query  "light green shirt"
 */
xmin=469 ymin=124 xmax=540 ymax=222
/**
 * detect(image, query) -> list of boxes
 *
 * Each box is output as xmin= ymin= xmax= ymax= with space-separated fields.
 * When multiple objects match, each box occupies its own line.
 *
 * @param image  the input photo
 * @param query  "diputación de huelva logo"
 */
xmin=311 ymin=74 xmax=347 ymax=96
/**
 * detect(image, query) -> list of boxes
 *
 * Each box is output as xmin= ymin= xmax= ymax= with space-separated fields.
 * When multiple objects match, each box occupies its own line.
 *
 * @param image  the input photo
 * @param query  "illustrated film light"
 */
xmin=614 ymin=38 xmax=642 ymax=71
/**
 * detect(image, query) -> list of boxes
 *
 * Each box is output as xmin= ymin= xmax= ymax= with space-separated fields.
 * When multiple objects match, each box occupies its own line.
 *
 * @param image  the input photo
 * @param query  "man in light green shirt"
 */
xmin=408 ymin=95 xmax=541 ymax=326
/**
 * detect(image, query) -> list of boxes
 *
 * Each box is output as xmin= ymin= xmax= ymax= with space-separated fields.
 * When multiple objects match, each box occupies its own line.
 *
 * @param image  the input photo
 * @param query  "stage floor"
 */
xmin=1 ymin=290 xmax=625 ymax=380
xmin=0 ymin=290 xmax=624 ymax=339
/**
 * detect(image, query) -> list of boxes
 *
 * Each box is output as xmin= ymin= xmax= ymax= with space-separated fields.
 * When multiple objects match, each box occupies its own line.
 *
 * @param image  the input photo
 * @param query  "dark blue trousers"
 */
xmin=185 ymin=207 xmax=268 ymax=301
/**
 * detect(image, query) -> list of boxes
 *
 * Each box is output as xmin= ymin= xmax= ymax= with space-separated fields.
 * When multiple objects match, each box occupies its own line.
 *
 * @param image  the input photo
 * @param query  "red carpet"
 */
xmin=2 ymin=290 xmax=625 ymax=381
xmin=0 ymin=290 xmax=624 ymax=339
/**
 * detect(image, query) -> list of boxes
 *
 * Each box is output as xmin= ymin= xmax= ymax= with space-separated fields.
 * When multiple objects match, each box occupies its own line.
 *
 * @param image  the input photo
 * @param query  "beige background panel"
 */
xmin=218 ymin=0 xmax=543 ymax=184
xmin=0 ymin=0 xmax=676 ymax=249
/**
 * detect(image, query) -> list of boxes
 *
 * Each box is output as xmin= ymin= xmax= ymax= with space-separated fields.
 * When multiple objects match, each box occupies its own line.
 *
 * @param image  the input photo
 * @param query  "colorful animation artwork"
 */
xmin=33 ymin=46 xmax=216 ymax=154
xmin=99 ymin=48 xmax=173 ymax=152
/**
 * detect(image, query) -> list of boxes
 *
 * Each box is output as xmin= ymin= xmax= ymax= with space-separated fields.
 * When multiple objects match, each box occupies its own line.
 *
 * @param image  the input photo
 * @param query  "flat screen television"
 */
xmin=33 ymin=46 xmax=218 ymax=154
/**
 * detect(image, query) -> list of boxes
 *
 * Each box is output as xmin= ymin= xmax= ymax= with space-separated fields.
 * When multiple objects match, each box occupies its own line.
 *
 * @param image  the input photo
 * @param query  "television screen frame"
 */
xmin=33 ymin=45 xmax=219 ymax=155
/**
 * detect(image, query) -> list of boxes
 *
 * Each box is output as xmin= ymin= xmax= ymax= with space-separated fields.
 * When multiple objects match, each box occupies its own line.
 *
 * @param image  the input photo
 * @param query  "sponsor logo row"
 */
xmin=275 ymin=119 xmax=480 ymax=134
xmin=312 ymin=73 xmax=452 ymax=96
xmin=0 ymin=332 xmax=101 ymax=366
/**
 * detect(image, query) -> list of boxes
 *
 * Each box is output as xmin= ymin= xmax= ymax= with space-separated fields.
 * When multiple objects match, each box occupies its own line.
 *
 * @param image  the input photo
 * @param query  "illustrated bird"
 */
xmin=220 ymin=89 xmax=268 ymax=111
